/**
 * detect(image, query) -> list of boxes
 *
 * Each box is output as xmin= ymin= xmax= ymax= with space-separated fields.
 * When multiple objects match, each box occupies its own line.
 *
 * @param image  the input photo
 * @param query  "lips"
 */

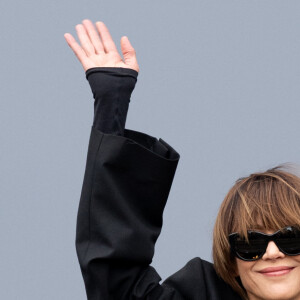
xmin=259 ymin=266 xmax=295 ymax=276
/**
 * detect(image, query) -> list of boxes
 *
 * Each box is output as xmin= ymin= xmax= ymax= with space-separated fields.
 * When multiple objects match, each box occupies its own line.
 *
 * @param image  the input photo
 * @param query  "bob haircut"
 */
xmin=212 ymin=163 xmax=300 ymax=300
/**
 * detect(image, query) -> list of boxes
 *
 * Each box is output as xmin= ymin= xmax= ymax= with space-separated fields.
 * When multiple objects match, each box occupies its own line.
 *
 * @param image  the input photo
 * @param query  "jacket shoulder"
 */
xmin=161 ymin=257 xmax=242 ymax=300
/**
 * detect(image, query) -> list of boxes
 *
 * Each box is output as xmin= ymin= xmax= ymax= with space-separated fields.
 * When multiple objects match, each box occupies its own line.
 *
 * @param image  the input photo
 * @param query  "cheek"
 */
xmin=235 ymin=259 xmax=254 ymax=276
xmin=294 ymin=255 xmax=300 ymax=263
xmin=235 ymin=260 xmax=257 ymax=289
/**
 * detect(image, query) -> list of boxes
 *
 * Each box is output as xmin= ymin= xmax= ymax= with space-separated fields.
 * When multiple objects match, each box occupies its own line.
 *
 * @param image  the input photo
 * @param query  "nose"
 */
xmin=262 ymin=241 xmax=285 ymax=260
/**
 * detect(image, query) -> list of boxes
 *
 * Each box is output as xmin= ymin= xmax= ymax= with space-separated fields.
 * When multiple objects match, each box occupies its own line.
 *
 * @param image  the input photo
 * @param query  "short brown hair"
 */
xmin=212 ymin=163 xmax=300 ymax=300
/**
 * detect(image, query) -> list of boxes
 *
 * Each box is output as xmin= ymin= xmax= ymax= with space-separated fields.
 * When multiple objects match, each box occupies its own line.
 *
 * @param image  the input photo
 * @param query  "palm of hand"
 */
xmin=64 ymin=19 xmax=139 ymax=73
xmin=86 ymin=51 xmax=128 ymax=69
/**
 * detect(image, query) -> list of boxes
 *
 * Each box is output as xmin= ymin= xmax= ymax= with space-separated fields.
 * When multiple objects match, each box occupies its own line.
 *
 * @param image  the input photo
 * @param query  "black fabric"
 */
xmin=85 ymin=67 xmax=138 ymax=136
xmin=76 ymin=67 xmax=242 ymax=299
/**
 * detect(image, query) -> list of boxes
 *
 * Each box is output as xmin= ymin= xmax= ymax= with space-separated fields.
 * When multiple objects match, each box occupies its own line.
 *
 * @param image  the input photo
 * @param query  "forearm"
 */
xmin=78 ymin=66 xmax=183 ymax=299
xmin=85 ymin=67 xmax=138 ymax=136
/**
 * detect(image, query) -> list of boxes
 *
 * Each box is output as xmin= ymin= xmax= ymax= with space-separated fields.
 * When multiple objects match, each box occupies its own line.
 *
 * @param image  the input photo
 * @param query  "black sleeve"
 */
xmin=76 ymin=123 xmax=183 ymax=299
xmin=76 ymin=127 xmax=180 ymax=300
xmin=75 ymin=127 xmax=242 ymax=300
xmin=85 ymin=67 xmax=138 ymax=136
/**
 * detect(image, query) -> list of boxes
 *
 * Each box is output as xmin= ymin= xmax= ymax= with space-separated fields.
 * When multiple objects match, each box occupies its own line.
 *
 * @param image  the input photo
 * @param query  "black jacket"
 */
xmin=75 ymin=67 xmax=242 ymax=300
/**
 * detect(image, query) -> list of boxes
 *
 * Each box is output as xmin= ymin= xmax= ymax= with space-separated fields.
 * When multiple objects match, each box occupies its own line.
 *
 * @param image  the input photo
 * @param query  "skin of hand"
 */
xmin=64 ymin=19 xmax=139 ymax=73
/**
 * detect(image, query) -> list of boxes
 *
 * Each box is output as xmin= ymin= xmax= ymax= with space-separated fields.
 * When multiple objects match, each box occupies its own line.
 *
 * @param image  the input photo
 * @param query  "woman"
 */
xmin=64 ymin=20 xmax=300 ymax=300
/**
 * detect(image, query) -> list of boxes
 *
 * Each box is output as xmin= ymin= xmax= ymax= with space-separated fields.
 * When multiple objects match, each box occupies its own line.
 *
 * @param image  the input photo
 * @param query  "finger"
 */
xmin=120 ymin=36 xmax=139 ymax=70
xmin=75 ymin=24 xmax=96 ymax=56
xmin=82 ymin=19 xmax=105 ymax=54
xmin=64 ymin=33 xmax=89 ymax=66
xmin=95 ymin=21 xmax=118 ymax=53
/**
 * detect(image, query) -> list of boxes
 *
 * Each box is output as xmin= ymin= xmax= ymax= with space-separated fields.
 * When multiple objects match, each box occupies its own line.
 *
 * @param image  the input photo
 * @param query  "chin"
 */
xmin=253 ymin=292 xmax=300 ymax=300
xmin=248 ymin=278 xmax=300 ymax=300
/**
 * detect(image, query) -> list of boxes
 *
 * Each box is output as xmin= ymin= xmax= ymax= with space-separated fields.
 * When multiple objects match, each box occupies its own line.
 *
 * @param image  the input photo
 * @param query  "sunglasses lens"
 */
xmin=230 ymin=226 xmax=300 ymax=260
xmin=233 ymin=233 xmax=266 ymax=260
xmin=276 ymin=227 xmax=300 ymax=255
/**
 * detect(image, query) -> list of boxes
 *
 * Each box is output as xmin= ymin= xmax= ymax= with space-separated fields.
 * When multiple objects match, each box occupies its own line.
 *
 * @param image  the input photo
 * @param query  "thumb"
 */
xmin=120 ymin=36 xmax=139 ymax=70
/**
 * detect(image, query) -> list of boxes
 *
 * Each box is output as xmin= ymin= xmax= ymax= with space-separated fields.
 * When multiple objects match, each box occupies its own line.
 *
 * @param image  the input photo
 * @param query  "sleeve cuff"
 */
xmin=86 ymin=67 xmax=138 ymax=81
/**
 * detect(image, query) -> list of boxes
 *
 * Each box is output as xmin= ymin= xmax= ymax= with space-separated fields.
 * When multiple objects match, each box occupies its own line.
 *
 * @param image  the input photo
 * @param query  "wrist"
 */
xmin=86 ymin=67 xmax=138 ymax=81
xmin=86 ymin=67 xmax=138 ymax=98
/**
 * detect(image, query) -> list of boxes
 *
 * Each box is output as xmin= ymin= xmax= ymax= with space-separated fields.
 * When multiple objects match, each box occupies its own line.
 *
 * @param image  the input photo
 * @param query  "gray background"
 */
xmin=1 ymin=0 xmax=300 ymax=299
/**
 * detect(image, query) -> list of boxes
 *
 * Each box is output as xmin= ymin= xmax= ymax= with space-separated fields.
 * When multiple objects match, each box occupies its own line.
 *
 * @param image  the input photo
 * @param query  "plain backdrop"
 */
xmin=2 ymin=1 xmax=300 ymax=299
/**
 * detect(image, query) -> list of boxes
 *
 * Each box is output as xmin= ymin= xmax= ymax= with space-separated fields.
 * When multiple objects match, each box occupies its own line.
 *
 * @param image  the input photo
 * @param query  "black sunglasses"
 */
xmin=228 ymin=225 xmax=300 ymax=261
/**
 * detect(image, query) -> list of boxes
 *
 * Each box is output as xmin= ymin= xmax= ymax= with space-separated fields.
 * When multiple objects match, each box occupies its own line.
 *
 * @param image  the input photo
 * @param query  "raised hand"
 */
xmin=64 ymin=19 xmax=139 ymax=73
